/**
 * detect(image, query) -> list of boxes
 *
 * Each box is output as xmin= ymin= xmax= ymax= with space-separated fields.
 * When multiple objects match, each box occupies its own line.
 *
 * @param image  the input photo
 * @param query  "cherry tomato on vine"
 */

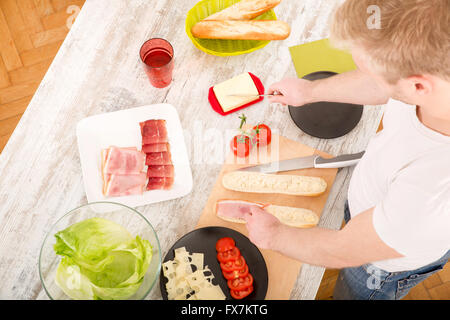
xmin=252 ymin=124 xmax=272 ymax=147
xmin=230 ymin=135 xmax=252 ymax=158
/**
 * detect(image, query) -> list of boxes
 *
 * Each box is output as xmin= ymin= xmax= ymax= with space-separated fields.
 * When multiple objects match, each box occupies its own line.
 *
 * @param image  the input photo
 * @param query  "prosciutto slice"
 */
xmin=147 ymin=165 xmax=174 ymax=178
xmin=105 ymin=173 xmax=147 ymax=197
xmin=103 ymin=147 xmax=146 ymax=175
xmin=139 ymin=118 xmax=174 ymax=191
xmin=146 ymin=177 xmax=174 ymax=190
xmin=216 ymin=200 xmax=265 ymax=221
xmin=140 ymin=120 xmax=168 ymax=144
xmin=142 ymin=143 xmax=170 ymax=153
xmin=145 ymin=152 xmax=172 ymax=166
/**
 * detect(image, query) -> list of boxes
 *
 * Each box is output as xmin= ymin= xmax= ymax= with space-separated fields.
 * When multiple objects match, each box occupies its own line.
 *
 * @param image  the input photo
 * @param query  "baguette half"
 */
xmin=204 ymin=0 xmax=282 ymax=21
xmin=191 ymin=20 xmax=291 ymax=40
xmin=216 ymin=199 xmax=319 ymax=228
xmin=222 ymin=171 xmax=327 ymax=196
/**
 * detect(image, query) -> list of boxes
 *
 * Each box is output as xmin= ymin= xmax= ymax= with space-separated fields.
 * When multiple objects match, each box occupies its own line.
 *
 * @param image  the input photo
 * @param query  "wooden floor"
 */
xmin=0 ymin=0 xmax=84 ymax=153
xmin=1 ymin=0 xmax=449 ymax=301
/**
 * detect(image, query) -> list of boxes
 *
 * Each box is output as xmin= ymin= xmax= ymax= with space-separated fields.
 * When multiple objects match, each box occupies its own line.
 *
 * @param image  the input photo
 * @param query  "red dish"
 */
xmin=208 ymin=72 xmax=265 ymax=116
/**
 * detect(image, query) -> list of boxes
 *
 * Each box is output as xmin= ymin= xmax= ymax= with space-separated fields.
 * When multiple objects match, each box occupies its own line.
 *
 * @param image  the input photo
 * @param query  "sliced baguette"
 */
xmin=222 ymin=171 xmax=327 ymax=196
xmin=216 ymin=199 xmax=319 ymax=228
xmin=191 ymin=20 xmax=291 ymax=41
xmin=204 ymin=0 xmax=282 ymax=21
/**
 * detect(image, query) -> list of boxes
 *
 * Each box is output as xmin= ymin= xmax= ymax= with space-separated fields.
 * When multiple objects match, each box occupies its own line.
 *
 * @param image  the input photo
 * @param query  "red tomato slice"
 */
xmin=216 ymin=237 xmax=235 ymax=252
xmin=230 ymin=285 xmax=254 ymax=300
xmin=217 ymin=247 xmax=240 ymax=263
xmin=220 ymin=255 xmax=246 ymax=273
xmin=227 ymin=274 xmax=253 ymax=291
xmin=252 ymin=124 xmax=272 ymax=147
xmin=222 ymin=264 xmax=249 ymax=280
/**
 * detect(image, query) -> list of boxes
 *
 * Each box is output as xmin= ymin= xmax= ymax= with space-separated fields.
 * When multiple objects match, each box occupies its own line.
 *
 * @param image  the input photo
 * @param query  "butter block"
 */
xmin=213 ymin=72 xmax=259 ymax=113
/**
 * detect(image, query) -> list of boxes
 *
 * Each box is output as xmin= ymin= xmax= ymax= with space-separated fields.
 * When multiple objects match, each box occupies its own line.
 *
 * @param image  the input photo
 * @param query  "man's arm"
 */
xmin=268 ymin=69 xmax=390 ymax=107
xmin=243 ymin=206 xmax=402 ymax=269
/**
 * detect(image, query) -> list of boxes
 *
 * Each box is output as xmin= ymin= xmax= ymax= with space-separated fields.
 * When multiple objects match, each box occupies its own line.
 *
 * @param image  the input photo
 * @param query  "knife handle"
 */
xmin=314 ymin=151 xmax=365 ymax=169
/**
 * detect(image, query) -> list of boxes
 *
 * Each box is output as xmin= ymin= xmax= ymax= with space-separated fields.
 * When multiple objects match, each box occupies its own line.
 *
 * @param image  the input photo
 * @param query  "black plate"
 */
xmin=160 ymin=226 xmax=268 ymax=300
xmin=288 ymin=71 xmax=364 ymax=139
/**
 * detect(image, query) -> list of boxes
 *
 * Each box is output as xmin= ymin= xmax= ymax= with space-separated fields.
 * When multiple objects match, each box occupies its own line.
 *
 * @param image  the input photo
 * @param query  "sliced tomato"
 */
xmin=230 ymin=285 xmax=254 ymax=300
xmin=222 ymin=264 xmax=249 ymax=280
xmin=227 ymin=274 xmax=253 ymax=291
xmin=217 ymin=247 xmax=240 ymax=263
xmin=251 ymin=124 xmax=272 ymax=147
xmin=216 ymin=237 xmax=235 ymax=252
xmin=220 ymin=255 xmax=246 ymax=273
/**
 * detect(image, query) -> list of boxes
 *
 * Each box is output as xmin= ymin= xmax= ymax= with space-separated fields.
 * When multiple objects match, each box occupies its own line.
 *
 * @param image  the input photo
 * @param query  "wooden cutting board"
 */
xmin=196 ymin=134 xmax=339 ymax=299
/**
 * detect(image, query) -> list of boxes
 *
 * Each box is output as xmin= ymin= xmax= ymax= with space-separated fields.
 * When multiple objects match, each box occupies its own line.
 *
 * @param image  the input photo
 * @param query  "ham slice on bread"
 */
xmin=103 ymin=146 xmax=146 ymax=175
xmin=105 ymin=173 xmax=147 ymax=197
xmin=101 ymin=147 xmax=147 ymax=197
xmin=216 ymin=199 xmax=319 ymax=228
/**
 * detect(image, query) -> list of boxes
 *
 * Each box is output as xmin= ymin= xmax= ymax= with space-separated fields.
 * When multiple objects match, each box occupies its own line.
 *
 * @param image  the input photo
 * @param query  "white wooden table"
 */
xmin=0 ymin=0 xmax=384 ymax=300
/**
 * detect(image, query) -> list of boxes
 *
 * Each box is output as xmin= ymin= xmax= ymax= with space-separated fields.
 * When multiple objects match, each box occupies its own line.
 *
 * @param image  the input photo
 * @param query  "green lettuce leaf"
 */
xmin=53 ymin=218 xmax=152 ymax=300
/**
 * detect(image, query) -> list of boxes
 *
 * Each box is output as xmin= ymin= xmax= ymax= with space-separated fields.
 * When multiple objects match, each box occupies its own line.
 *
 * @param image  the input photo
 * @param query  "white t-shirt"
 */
xmin=348 ymin=98 xmax=450 ymax=272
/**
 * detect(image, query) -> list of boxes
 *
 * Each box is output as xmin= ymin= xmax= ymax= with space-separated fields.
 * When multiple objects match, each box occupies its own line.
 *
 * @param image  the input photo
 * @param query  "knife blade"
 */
xmin=238 ymin=151 xmax=365 ymax=173
xmin=227 ymin=93 xmax=280 ymax=97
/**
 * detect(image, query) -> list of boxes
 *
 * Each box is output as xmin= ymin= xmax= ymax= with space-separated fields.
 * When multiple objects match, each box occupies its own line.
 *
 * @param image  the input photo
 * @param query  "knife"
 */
xmin=227 ymin=92 xmax=282 ymax=98
xmin=238 ymin=151 xmax=365 ymax=173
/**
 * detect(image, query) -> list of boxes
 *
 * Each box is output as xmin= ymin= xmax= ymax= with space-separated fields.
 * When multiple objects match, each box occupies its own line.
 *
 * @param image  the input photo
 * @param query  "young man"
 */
xmin=240 ymin=0 xmax=450 ymax=299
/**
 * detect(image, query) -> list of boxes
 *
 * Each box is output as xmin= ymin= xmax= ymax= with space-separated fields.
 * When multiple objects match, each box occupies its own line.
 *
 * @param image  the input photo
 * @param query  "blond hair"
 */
xmin=330 ymin=0 xmax=450 ymax=83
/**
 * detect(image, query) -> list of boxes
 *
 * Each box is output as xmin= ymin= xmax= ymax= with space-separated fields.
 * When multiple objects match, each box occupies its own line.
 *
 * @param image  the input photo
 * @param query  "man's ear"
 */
xmin=404 ymin=75 xmax=433 ymax=95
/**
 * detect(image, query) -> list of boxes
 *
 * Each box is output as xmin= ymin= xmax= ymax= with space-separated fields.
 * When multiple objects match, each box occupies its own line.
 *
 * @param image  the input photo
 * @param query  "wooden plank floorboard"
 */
xmin=0 ymin=96 xmax=32 ymax=121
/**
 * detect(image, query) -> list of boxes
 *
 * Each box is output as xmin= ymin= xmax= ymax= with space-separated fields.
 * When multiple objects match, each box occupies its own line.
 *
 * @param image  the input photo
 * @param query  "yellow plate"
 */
xmin=186 ymin=0 xmax=277 ymax=56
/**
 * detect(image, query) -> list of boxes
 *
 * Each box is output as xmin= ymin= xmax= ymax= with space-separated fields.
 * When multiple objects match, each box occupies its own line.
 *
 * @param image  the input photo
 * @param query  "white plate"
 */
xmin=76 ymin=103 xmax=193 ymax=207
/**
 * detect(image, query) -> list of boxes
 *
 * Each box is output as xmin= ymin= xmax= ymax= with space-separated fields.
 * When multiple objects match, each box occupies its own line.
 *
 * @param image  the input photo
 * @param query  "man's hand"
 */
xmin=243 ymin=205 xmax=403 ymax=269
xmin=243 ymin=206 xmax=284 ymax=250
xmin=267 ymin=78 xmax=315 ymax=107
xmin=268 ymin=70 xmax=390 ymax=107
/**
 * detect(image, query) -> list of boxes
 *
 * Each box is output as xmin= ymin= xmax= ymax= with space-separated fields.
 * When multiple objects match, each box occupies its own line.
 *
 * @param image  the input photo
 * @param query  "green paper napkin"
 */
xmin=289 ymin=39 xmax=357 ymax=78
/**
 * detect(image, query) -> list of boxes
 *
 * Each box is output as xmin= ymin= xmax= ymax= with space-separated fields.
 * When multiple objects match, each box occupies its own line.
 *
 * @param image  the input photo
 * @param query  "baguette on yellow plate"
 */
xmin=222 ymin=171 xmax=327 ymax=196
xmin=216 ymin=199 xmax=319 ymax=228
xmin=191 ymin=20 xmax=291 ymax=40
xmin=204 ymin=0 xmax=282 ymax=21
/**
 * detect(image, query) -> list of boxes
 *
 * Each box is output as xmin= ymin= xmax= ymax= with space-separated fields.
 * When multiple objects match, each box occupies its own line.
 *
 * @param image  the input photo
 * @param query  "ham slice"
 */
xmin=139 ymin=119 xmax=174 ymax=191
xmin=145 ymin=152 xmax=172 ymax=165
xmin=140 ymin=120 xmax=168 ymax=144
xmin=142 ymin=143 xmax=170 ymax=153
xmin=147 ymin=165 xmax=174 ymax=178
xmin=103 ymin=147 xmax=146 ymax=175
xmin=105 ymin=173 xmax=147 ymax=197
xmin=101 ymin=147 xmax=147 ymax=197
xmin=147 ymin=177 xmax=174 ymax=190
xmin=216 ymin=200 xmax=265 ymax=222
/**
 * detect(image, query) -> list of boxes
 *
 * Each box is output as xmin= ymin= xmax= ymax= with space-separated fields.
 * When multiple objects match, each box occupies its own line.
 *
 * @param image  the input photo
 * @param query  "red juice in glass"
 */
xmin=140 ymin=38 xmax=174 ymax=88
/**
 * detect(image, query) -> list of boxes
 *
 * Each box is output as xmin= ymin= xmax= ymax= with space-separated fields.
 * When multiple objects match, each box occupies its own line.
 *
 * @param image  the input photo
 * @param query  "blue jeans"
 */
xmin=333 ymin=201 xmax=450 ymax=300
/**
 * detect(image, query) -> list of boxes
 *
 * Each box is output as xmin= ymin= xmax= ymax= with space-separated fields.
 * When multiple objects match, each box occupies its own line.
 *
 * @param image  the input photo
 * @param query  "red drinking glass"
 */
xmin=139 ymin=38 xmax=174 ymax=88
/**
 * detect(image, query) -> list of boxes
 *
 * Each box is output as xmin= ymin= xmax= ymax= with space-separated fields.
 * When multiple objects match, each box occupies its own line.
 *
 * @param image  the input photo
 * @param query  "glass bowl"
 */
xmin=39 ymin=202 xmax=161 ymax=300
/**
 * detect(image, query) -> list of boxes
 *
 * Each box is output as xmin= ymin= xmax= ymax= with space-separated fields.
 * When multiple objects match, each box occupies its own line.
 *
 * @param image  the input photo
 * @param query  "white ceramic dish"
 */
xmin=76 ymin=103 xmax=193 ymax=207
